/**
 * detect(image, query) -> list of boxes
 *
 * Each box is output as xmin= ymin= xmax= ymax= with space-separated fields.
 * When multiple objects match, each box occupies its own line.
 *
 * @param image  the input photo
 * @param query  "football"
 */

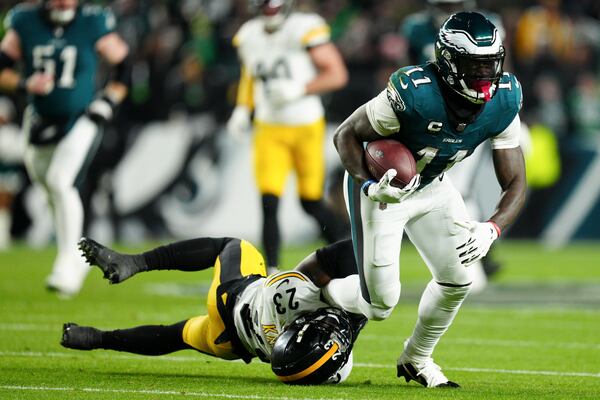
xmin=365 ymin=139 xmax=417 ymax=188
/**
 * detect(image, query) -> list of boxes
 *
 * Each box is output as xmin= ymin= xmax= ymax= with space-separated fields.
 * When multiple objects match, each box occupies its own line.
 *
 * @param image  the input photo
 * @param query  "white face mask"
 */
xmin=48 ymin=8 xmax=76 ymax=25
xmin=263 ymin=13 xmax=285 ymax=30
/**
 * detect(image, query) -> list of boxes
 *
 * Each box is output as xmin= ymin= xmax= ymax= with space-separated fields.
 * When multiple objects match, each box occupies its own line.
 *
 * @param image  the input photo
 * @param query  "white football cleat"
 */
xmin=46 ymin=260 xmax=91 ymax=298
xmin=397 ymin=354 xmax=459 ymax=388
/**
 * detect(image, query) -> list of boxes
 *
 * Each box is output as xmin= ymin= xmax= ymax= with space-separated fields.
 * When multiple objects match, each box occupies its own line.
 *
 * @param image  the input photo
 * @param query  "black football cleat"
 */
xmin=78 ymin=237 xmax=145 ymax=284
xmin=61 ymin=323 xmax=102 ymax=350
xmin=397 ymin=359 xmax=460 ymax=388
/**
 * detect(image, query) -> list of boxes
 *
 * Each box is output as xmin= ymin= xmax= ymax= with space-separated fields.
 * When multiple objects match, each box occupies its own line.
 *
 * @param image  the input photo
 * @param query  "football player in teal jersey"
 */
xmin=402 ymin=0 xmax=509 ymax=291
xmin=0 ymin=0 xmax=130 ymax=296
xmin=333 ymin=12 xmax=526 ymax=387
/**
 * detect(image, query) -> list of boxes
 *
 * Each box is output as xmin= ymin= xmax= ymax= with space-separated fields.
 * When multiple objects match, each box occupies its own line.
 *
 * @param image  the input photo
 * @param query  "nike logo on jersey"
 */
xmin=398 ymin=77 xmax=409 ymax=90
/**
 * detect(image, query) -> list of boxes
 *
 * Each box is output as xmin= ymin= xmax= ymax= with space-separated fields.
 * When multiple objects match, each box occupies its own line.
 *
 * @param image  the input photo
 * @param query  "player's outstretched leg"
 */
xmin=61 ymin=323 xmax=102 ymax=350
xmin=78 ymin=237 xmax=146 ymax=284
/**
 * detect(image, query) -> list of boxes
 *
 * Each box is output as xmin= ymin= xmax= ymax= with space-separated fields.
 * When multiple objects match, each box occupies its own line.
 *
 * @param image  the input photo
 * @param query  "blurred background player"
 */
xmin=0 ymin=95 xmax=24 ymax=250
xmin=401 ymin=0 xmax=510 ymax=291
xmin=0 ymin=0 xmax=129 ymax=296
xmin=62 ymin=236 xmax=367 ymax=385
xmin=227 ymin=0 xmax=348 ymax=272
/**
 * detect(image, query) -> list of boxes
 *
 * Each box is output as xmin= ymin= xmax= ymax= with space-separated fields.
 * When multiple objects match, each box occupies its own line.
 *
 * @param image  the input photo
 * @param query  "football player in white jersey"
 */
xmin=227 ymin=0 xmax=348 ymax=272
xmin=61 ymin=236 xmax=367 ymax=385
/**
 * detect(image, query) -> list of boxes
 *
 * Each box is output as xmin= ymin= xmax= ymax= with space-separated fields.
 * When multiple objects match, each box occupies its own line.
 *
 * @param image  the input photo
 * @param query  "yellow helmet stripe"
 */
xmin=266 ymin=272 xmax=307 ymax=287
xmin=276 ymin=342 xmax=339 ymax=382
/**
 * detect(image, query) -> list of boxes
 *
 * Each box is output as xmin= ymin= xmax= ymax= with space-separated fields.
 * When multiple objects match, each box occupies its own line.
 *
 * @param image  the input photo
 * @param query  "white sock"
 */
xmin=401 ymin=280 xmax=470 ymax=363
xmin=0 ymin=209 xmax=11 ymax=249
xmin=469 ymin=260 xmax=488 ymax=294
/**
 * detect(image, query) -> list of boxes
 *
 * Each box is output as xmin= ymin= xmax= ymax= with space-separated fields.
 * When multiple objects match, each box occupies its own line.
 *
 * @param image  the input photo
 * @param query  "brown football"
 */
xmin=365 ymin=139 xmax=417 ymax=188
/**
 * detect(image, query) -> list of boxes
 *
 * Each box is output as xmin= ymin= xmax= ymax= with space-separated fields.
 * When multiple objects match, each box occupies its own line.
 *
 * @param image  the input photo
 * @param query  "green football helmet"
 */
xmin=435 ymin=11 xmax=505 ymax=104
xmin=43 ymin=0 xmax=78 ymax=26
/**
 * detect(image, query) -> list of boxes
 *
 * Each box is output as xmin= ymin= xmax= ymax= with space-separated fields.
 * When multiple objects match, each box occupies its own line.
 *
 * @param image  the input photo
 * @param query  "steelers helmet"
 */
xmin=435 ymin=11 xmax=505 ymax=104
xmin=270 ymin=307 xmax=354 ymax=385
xmin=249 ymin=0 xmax=294 ymax=31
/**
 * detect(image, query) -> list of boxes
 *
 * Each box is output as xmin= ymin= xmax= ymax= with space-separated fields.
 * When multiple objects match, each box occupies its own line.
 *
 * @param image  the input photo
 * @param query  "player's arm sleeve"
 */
xmin=300 ymin=15 xmax=331 ymax=48
xmin=91 ymin=7 xmax=117 ymax=43
xmin=491 ymin=114 xmax=521 ymax=150
xmin=235 ymin=64 xmax=254 ymax=109
xmin=365 ymin=89 xmax=401 ymax=136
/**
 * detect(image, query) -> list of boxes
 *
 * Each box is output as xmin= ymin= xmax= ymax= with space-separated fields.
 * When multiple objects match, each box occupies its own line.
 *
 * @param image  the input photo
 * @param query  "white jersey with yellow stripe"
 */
xmin=233 ymin=12 xmax=329 ymax=125
xmin=233 ymin=271 xmax=330 ymax=361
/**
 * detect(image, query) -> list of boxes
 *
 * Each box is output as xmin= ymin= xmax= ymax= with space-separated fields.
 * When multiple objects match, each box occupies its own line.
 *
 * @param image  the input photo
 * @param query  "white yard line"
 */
xmin=359 ymin=334 xmax=600 ymax=350
xmin=2 ymin=350 xmax=599 ymax=379
xmin=0 ymin=385 xmax=345 ymax=400
xmin=354 ymin=363 xmax=600 ymax=378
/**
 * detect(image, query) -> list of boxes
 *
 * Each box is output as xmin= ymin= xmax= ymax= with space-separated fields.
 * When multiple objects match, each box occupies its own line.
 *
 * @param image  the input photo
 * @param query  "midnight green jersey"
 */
xmin=386 ymin=63 xmax=522 ymax=187
xmin=5 ymin=4 xmax=115 ymax=119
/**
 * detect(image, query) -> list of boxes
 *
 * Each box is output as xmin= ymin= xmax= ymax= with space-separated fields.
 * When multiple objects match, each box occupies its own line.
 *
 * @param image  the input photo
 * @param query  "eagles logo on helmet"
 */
xmin=249 ymin=0 xmax=295 ymax=31
xmin=435 ymin=11 xmax=505 ymax=104
xmin=270 ymin=307 xmax=354 ymax=385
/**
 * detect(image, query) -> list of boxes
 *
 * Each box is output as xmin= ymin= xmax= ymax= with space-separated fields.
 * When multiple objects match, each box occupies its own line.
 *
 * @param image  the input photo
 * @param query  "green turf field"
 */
xmin=1 ymin=240 xmax=599 ymax=399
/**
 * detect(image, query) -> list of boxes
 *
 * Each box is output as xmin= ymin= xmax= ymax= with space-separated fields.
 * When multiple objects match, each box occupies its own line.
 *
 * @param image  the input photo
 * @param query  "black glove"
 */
xmin=86 ymin=94 xmax=117 ymax=125
xmin=347 ymin=312 xmax=368 ymax=341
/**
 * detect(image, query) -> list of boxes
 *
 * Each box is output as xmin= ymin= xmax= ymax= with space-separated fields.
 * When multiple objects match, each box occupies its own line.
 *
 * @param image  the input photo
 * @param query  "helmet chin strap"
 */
xmin=49 ymin=9 xmax=75 ymax=25
xmin=456 ymin=78 xmax=495 ymax=104
xmin=471 ymin=80 xmax=493 ymax=102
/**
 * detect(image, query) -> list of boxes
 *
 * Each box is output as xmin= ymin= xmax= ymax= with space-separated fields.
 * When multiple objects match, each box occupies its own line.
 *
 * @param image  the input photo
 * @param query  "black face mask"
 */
xmin=436 ymin=68 xmax=484 ymax=129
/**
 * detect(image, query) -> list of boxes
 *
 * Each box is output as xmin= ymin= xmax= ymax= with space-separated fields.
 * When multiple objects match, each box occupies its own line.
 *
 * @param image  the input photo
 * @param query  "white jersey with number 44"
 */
xmin=233 ymin=12 xmax=330 ymax=125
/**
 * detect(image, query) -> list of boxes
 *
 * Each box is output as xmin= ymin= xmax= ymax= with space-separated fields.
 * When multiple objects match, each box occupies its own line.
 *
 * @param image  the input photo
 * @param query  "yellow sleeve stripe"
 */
xmin=236 ymin=65 xmax=254 ymax=109
xmin=232 ymin=33 xmax=241 ymax=47
xmin=266 ymin=272 xmax=308 ymax=287
xmin=276 ymin=342 xmax=339 ymax=382
xmin=301 ymin=25 xmax=330 ymax=46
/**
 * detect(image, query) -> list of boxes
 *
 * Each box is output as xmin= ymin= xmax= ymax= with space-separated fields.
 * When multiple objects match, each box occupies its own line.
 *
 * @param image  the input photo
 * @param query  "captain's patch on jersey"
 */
xmin=387 ymin=82 xmax=405 ymax=112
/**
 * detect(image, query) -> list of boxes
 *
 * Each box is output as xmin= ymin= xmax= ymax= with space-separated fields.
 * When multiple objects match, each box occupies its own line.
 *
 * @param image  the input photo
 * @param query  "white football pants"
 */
xmin=344 ymin=172 xmax=474 ymax=320
xmin=23 ymin=111 xmax=100 ymax=295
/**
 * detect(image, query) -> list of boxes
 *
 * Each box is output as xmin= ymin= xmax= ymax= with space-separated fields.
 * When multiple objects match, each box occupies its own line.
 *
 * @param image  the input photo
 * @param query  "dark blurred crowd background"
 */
xmin=1 ymin=0 xmax=600 ymax=246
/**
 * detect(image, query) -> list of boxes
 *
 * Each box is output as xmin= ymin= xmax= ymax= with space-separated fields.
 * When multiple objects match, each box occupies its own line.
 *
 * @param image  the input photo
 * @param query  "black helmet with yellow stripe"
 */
xmin=270 ymin=307 xmax=354 ymax=385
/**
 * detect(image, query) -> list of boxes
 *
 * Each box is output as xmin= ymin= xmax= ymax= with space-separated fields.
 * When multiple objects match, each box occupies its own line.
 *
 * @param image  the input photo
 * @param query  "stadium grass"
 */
xmin=1 ymin=240 xmax=599 ymax=399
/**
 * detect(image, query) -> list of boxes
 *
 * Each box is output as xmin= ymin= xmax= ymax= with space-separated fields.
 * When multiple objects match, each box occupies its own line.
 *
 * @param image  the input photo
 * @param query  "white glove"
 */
xmin=362 ymin=169 xmax=421 ymax=204
xmin=226 ymin=106 xmax=252 ymax=141
xmin=266 ymin=79 xmax=306 ymax=107
xmin=86 ymin=95 xmax=117 ymax=125
xmin=455 ymin=221 xmax=500 ymax=267
xmin=25 ymin=72 xmax=55 ymax=96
